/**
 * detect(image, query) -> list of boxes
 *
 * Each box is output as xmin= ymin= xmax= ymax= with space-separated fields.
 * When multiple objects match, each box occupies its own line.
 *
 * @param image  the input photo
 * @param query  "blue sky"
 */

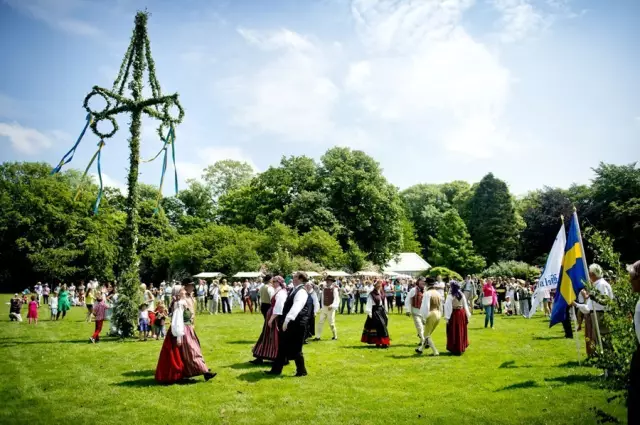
xmin=1 ymin=0 xmax=638 ymax=195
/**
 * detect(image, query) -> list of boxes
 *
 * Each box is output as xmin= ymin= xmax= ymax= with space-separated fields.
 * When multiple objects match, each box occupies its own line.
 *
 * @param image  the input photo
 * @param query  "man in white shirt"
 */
xmin=462 ymin=276 xmax=475 ymax=315
xmin=575 ymin=263 xmax=614 ymax=356
xmin=267 ymin=272 xmax=311 ymax=377
xmin=628 ymin=260 xmax=640 ymax=425
xmin=314 ymin=276 xmax=340 ymax=341
xmin=405 ymin=277 xmax=427 ymax=349
xmin=434 ymin=276 xmax=446 ymax=314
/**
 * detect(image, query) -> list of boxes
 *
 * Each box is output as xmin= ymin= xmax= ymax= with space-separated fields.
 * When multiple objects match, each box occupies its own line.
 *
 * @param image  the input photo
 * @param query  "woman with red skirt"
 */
xmin=251 ymin=276 xmax=287 ymax=364
xmin=444 ymin=282 xmax=471 ymax=355
xmin=361 ymin=281 xmax=390 ymax=348
xmin=155 ymin=284 xmax=216 ymax=383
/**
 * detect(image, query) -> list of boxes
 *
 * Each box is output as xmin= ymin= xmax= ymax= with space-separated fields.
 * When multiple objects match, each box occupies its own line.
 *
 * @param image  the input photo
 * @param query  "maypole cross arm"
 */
xmin=83 ymin=86 xmax=183 ymax=140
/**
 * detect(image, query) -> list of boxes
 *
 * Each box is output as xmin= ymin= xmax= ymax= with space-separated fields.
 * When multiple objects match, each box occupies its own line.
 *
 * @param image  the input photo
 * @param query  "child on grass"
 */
xmin=90 ymin=294 xmax=107 ymax=343
xmin=49 ymin=292 xmax=58 ymax=321
xmin=139 ymin=303 xmax=149 ymax=341
xmin=27 ymin=295 xmax=38 ymax=325
xmin=153 ymin=302 xmax=167 ymax=340
xmin=503 ymin=296 xmax=514 ymax=316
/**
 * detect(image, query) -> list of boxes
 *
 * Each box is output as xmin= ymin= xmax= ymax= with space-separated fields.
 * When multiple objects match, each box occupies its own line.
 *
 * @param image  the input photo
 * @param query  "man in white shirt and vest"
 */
xmin=405 ymin=277 xmax=427 ymax=349
xmin=267 ymin=272 xmax=311 ymax=377
xmin=314 ymin=276 xmax=340 ymax=341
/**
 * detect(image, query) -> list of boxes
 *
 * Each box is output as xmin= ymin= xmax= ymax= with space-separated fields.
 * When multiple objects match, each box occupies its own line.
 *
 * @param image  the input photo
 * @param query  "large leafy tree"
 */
xmin=298 ymin=227 xmax=345 ymax=268
xmin=518 ymin=187 xmax=573 ymax=264
xmin=320 ymin=147 xmax=403 ymax=265
xmin=587 ymin=162 xmax=640 ymax=262
xmin=202 ymin=159 xmax=254 ymax=201
xmin=428 ymin=209 xmax=486 ymax=275
xmin=400 ymin=184 xmax=451 ymax=259
xmin=466 ymin=173 xmax=523 ymax=265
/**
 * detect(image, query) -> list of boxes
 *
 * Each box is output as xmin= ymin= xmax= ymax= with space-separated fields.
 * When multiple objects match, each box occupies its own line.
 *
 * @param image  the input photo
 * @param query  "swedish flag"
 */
xmin=550 ymin=211 xmax=588 ymax=327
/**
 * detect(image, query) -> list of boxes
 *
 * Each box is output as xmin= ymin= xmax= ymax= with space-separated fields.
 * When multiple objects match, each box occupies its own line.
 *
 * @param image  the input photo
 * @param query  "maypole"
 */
xmin=81 ymin=11 xmax=183 ymax=337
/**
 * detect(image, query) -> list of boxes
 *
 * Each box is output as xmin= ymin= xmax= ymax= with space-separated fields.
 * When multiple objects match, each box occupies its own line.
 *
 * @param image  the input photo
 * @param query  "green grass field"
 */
xmin=0 ymin=295 xmax=626 ymax=425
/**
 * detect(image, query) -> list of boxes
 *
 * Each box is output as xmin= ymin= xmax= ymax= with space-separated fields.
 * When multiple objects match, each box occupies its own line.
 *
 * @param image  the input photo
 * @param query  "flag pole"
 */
xmin=574 ymin=207 xmax=604 ymax=355
xmin=563 ymin=213 xmax=582 ymax=365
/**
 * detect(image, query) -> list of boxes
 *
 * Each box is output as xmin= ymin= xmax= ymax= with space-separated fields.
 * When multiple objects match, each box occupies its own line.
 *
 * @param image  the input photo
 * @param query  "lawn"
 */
xmin=0 ymin=295 xmax=626 ymax=425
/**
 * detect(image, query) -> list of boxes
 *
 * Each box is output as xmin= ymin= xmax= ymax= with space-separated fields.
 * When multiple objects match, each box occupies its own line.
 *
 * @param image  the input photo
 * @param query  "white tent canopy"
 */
xmin=233 ymin=272 xmax=263 ymax=278
xmin=324 ymin=270 xmax=350 ymax=277
xmin=192 ymin=272 xmax=225 ymax=278
xmin=384 ymin=252 xmax=431 ymax=277
xmin=355 ymin=271 xmax=381 ymax=277
xmin=301 ymin=271 xmax=321 ymax=278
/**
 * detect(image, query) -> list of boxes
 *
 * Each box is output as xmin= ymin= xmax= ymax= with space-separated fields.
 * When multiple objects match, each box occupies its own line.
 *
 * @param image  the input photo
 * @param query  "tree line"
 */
xmin=0 ymin=148 xmax=637 ymax=291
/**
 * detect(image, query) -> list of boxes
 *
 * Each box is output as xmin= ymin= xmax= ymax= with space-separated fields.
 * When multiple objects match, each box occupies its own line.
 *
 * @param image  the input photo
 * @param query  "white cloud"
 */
xmin=491 ymin=0 xmax=547 ymax=43
xmin=0 ymin=121 xmax=61 ymax=155
xmin=347 ymin=0 xmax=514 ymax=158
xmin=4 ymin=0 xmax=102 ymax=37
xmin=220 ymin=28 xmax=343 ymax=144
xmin=237 ymin=27 xmax=314 ymax=52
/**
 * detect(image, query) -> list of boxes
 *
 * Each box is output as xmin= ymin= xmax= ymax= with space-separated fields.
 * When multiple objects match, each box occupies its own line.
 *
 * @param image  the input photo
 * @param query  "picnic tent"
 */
xmin=233 ymin=272 xmax=263 ymax=278
xmin=324 ymin=270 xmax=351 ymax=278
xmin=384 ymin=252 xmax=431 ymax=277
xmin=355 ymin=271 xmax=381 ymax=277
xmin=192 ymin=272 xmax=225 ymax=278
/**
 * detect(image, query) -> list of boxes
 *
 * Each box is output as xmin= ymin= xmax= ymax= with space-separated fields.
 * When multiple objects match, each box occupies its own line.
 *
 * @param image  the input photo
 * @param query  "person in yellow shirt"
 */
xmin=219 ymin=279 xmax=232 ymax=313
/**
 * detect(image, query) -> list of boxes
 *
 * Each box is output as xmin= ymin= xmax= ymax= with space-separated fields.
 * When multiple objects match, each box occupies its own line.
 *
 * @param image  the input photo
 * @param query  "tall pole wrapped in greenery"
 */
xmin=83 ymin=11 xmax=183 ymax=337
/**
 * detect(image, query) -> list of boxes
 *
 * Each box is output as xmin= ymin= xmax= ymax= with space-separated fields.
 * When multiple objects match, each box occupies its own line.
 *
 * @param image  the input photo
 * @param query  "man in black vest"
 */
xmin=267 ymin=272 xmax=311 ymax=377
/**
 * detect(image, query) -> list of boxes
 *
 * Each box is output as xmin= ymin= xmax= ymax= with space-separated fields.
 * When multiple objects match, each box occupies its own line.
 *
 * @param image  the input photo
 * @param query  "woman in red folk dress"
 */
xmin=155 ymin=284 xmax=216 ymax=383
xmin=444 ymin=281 xmax=471 ymax=355
xmin=251 ymin=276 xmax=288 ymax=364
xmin=361 ymin=281 xmax=390 ymax=348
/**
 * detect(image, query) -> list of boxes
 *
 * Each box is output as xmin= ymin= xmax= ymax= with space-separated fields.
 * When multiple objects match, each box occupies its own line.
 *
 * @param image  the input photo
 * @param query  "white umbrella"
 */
xmin=233 ymin=272 xmax=263 ymax=278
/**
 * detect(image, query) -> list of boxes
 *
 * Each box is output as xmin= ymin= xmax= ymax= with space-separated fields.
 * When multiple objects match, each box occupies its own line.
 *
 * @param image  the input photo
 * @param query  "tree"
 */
xmin=399 ymin=215 xmax=422 ymax=253
xmin=344 ymin=240 xmax=367 ymax=273
xmin=202 ymin=160 xmax=254 ymax=201
xmin=466 ymin=173 xmax=523 ymax=265
xmin=440 ymin=180 xmax=472 ymax=212
xmin=298 ymin=227 xmax=345 ymax=268
xmin=320 ymin=147 xmax=403 ymax=265
xmin=178 ymin=179 xmax=216 ymax=225
xmin=588 ymin=162 xmax=640 ymax=262
xmin=428 ymin=210 xmax=485 ymax=275
xmin=518 ymin=187 xmax=573 ymax=264
xmin=400 ymin=184 xmax=451 ymax=259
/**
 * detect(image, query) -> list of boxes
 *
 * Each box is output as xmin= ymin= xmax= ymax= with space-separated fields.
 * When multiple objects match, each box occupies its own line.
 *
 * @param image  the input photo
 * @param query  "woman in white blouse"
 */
xmin=628 ymin=260 xmax=640 ymax=425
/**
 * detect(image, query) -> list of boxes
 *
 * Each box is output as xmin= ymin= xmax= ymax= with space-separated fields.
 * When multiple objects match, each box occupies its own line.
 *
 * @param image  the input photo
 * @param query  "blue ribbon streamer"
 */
xmin=93 ymin=142 xmax=104 ymax=215
xmin=51 ymin=113 xmax=91 ymax=175
xmin=170 ymin=125 xmax=178 ymax=194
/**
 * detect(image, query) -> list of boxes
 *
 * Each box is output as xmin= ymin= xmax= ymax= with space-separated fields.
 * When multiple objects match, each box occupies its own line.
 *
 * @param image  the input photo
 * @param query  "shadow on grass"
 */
xmin=544 ymin=374 xmax=598 ymax=385
xmin=113 ymin=378 xmax=199 ymax=387
xmin=499 ymin=360 xmax=532 ymax=369
xmin=226 ymin=340 xmax=255 ymax=345
xmin=0 ymin=338 xmax=121 ymax=347
xmin=556 ymin=361 xmax=583 ymax=368
xmin=226 ymin=362 xmax=271 ymax=370
xmin=495 ymin=380 xmax=539 ymax=392
xmin=121 ymin=369 xmax=155 ymax=377
xmin=236 ymin=371 xmax=283 ymax=382
xmin=532 ymin=335 xmax=565 ymax=341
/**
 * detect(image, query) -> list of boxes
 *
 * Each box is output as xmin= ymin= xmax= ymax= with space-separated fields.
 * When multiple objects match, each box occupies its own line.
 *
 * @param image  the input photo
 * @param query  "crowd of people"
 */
xmin=4 ymin=265 xmax=632 ymax=375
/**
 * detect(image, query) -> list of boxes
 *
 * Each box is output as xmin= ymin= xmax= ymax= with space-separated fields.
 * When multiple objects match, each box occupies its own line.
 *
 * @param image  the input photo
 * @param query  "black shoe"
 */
xmin=295 ymin=371 xmax=308 ymax=377
xmin=332 ymin=336 xmax=338 ymax=340
xmin=415 ymin=348 xmax=423 ymax=354
xmin=265 ymin=370 xmax=281 ymax=376
xmin=204 ymin=372 xmax=217 ymax=381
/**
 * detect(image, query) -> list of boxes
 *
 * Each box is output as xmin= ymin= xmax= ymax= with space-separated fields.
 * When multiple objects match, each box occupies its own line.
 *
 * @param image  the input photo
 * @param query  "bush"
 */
xmin=481 ymin=261 xmax=540 ymax=281
xmin=426 ymin=266 xmax=462 ymax=281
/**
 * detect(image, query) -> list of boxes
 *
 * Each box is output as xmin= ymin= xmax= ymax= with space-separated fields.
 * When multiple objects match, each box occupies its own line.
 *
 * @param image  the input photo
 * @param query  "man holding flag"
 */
xmin=550 ymin=210 xmax=604 ymax=354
